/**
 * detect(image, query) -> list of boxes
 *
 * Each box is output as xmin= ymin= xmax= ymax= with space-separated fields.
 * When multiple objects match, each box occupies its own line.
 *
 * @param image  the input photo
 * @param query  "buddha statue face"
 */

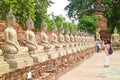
xmin=41 ymin=21 xmax=47 ymax=31
xmin=7 ymin=9 xmax=16 ymax=26
xmin=74 ymin=31 xmax=77 ymax=35
xmin=71 ymin=30 xmax=74 ymax=35
xmin=66 ymin=27 xmax=70 ymax=35
xmin=52 ymin=25 xmax=57 ymax=33
xmin=96 ymin=28 xmax=100 ymax=32
xmin=60 ymin=26 xmax=64 ymax=34
xmin=114 ymin=27 xmax=117 ymax=34
xmin=26 ymin=16 xmax=34 ymax=30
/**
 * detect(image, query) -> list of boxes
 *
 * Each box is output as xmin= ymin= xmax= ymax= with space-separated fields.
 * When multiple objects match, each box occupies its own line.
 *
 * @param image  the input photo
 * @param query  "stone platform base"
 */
xmin=31 ymin=53 xmax=48 ymax=63
xmin=111 ymin=42 xmax=120 ymax=50
xmin=0 ymin=61 xmax=9 ymax=73
xmin=4 ymin=53 xmax=33 ymax=69
xmin=45 ymin=49 xmax=59 ymax=59
xmin=0 ymin=47 xmax=96 ymax=80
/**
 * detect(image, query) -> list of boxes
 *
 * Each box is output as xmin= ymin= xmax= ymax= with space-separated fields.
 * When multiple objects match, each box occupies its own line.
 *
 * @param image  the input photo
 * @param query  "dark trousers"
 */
xmin=97 ymin=46 xmax=100 ymax=53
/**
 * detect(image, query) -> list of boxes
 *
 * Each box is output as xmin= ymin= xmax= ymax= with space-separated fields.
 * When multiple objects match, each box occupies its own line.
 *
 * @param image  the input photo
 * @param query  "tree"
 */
xmin=0 ymin=0 xmax=53 ymax=30
xmin=65 ymin=0 xmax=120 ymax=34
xmin=46 ymin=14 xmax=77 ymax=32
xmin=77 ymin=15 xmax=98 ymax=34
xmin=65 ymin=0 xmax=94 ymax=21
xmin=103 ymin=0 xmax=120 ymax=34
xmin=34 ymin=0 xmax=53 ymax=30
xmin=65 ymin=0 xmax=96 ymax=34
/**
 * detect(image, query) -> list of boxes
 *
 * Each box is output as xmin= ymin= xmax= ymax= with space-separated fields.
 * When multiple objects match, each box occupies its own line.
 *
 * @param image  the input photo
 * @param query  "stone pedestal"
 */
xmin=70 ymin=43 xmax=76 ymax=53
xmin=65 ymin=44 xmax=72 ymax=54
xmin=45 ymin=48 xmax=59 ymax=59
xmin=30 ymin=50 xmax=48 ymax=63
xmin=111 ymin=42 xmax=120 ymax=50
xmin=74 ymin=43 xmax=79 ymax=52
xmin=4 ymin=52 xmax=33 ymax=69
xmin=71 ymin=45 xmax=77 ymax=53
xmin=0 ymin=56 xmax=9 ymax=73
xmin=56 ymin=47 xmax=66 ymax=57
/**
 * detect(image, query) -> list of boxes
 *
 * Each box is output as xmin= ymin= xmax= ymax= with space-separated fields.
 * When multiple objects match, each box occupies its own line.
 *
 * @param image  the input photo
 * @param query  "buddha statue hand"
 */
xmin=0 ymin=49 xmax=2 ymax=55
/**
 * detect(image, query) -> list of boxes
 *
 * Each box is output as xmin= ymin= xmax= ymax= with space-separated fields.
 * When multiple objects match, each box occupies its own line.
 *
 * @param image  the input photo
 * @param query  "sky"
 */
xmin=47 ymin=0 xmax=70 ymax=21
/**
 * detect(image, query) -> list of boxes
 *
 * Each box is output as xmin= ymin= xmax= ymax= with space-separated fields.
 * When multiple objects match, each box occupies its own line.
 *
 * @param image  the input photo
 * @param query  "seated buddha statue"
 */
xmin=74 ymin=31 xmax=78 ymax=42
xmin=59 ymin=25 xmax=67 ymax=47
xmin=70 ymin=30 xmax=78 ymax=46
xmin=70 ymin=30 xmax=75 ymax=42
xmin=65 ymin=27 xmax=71 ymax=42
xmin=65 ymin=27 xmax=74 ymax=47
xmin=3 ymin=9 xmax=28 ymax=54
xmin=40 ymin=21 xmax=54 ymax=49
xmin=25 ymin=16 xmax=44 ymax=53
xmin=111 ymin=27 xmax=120 ymax=43
xmin=51 ymin=24 xmax=62 ymax=48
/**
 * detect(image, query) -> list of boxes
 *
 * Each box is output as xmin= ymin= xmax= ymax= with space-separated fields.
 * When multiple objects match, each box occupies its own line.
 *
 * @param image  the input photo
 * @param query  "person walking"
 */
xmin=96 ymin=39 xmax=101 ymax=53
xmin=102 ymin=40 xmax=111 ymax=67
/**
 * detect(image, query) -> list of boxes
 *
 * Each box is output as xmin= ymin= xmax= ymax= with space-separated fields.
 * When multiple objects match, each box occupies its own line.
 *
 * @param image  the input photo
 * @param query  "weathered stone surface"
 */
xmin=0 ymin=47 xmax=96 ymax=80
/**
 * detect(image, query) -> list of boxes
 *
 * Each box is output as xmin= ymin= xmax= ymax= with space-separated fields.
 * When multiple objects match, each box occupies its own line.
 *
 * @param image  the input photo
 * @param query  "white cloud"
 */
xmin=47 ymin=0 xmax=70 ymax=21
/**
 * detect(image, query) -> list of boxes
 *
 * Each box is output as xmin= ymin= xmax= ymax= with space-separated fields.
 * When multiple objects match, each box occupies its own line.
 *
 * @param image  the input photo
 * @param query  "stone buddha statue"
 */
xmin=65 ymin=27 xmax=71 ymax=43
xmin=70 ymin=30 xmax=75 ymax=42
xmin=65 ymin=27 xmax=74 ymax=54
xmin=25 ymin=17 xmax=48 ymax=62
xmin=74 ymin=31 xmax=79 ymax=42
xmin=51 ymin=24 xmax=62 ymax=48
xmin=25 ymin=16 xmax=43 ymax=53
xmin=70 ymin=30 xmax=78 ymax=53
xmin=59 ymin=25 xmax=66 ymax=47
xmin=40 ymin=21 xmax=54 ymax=49
xmin=3 ymin=9 xmax=33 ymax=68
xmin=65 ymin=27 xmax=74 ymax=47
xmin=111 ymin=27 xmax=120 ymax=43
xmin=96 ymin=28 xmax=101 ymax=40
xmin=3 ymin=9 xmax=28 ymax=54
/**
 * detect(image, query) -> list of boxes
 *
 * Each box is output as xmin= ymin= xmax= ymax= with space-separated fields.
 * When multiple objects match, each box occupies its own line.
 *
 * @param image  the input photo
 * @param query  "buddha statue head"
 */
xmin=96 ymin=28 xmax=100 ymax=33
xmin=71 ymin=30 xmax=75 ymax=35
xmin=60 ymin=24 xmax=64 ymax=34
xmin=26 ymin=16 xmax=34 ymax=30
xmin=66 ymin=27 xmax=70 ymax=35
xmin=41 ymin=21 xmax=47 ymax=32
xmin=6 ymin=8 xmax=16 ymax=27
xmin=52 ymin=24 xmax=57 ymax=33
xmin=114 ymin=27 xmax=117 ymax=34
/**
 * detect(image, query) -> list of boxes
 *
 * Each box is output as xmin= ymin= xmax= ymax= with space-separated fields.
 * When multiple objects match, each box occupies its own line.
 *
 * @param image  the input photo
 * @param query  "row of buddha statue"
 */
xmin=0 ymin=9 xmax=95 ymax=72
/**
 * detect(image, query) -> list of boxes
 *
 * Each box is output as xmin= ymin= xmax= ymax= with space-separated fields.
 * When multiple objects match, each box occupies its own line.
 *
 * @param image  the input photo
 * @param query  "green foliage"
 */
xmin=34 ymin=0 xmax=53 ymax=30
xmin=77 ymin=15 xmax=98 ymax=34
xmin=46 ymin=14 xmax=77 ymax=32
xmin=103 ymin=0 xmax=112 ymax=2
xmin=65 ymin=0 xmax=94 ymax=21
xmin=0 ymin=0 xmax=53 ymax=30
xmin=65 ymin=0 xmax=120 ymax=34
xmin=103 ymin=0 xmax=120 ymax=34
xmin=0 ymin=0 xmax=35 ymax=27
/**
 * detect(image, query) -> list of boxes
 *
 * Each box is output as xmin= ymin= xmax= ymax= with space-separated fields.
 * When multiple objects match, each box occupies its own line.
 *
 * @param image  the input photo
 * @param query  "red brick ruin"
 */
xmin=95 ymin=0 xmax=111 ymax=41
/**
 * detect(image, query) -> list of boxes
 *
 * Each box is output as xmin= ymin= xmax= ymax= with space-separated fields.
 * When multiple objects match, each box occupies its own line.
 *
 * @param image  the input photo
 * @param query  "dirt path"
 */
xmin=57 ymin=50 xmax=120 ymax=80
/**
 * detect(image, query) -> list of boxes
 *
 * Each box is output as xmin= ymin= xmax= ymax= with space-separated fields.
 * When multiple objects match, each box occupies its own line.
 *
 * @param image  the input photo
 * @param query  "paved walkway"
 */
xmin=57 ymin=50 xmax=120 ymax=80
